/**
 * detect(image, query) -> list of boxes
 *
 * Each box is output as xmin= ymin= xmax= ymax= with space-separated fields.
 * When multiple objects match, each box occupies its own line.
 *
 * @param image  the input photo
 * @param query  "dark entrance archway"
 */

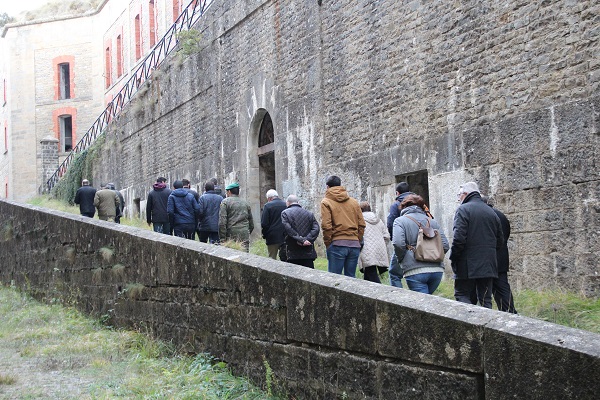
xmin=257 ymin=112 xmax=275 ymax=210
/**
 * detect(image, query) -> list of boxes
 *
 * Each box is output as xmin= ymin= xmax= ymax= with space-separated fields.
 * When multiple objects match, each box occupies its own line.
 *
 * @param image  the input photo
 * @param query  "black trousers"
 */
xmin=362 ymin=266 xmax=381 ymax=283
xmin=198 ymin=231 xmax=220 ymax=244
xmin=173 ymin=224 xmax=196 ymax=240
xmin=288 ymin=259 xmax=314 ymax=269
xmin=455 ymin=278 xmax=494 ymax=309
xmin=493 ymin=272 xmax=517 ymax=313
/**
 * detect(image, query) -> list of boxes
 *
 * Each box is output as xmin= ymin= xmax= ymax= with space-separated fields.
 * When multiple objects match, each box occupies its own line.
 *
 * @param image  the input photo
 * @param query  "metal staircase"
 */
xmin=44 ymin=0 xmax=214 ymax=192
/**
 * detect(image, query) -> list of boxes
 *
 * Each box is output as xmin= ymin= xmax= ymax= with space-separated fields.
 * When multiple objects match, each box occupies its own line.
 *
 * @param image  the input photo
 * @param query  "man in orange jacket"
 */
xmin=321 ymin=175 xmax=366 ymax=277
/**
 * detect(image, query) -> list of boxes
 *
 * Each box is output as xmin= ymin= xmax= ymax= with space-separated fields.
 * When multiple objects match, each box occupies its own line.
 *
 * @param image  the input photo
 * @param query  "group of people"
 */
xmin=74 ymin=179 xmax=124 ymax=223
xmin=75 ymin=174 xmax=516 ymax=313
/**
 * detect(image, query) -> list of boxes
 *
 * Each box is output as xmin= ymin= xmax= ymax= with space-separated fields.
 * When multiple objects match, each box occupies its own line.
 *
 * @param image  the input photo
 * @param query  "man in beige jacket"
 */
xmin=94 ymin=183 xmax=121 ymax=222
xmin=321 ymin=175 xmax=366 ymax=277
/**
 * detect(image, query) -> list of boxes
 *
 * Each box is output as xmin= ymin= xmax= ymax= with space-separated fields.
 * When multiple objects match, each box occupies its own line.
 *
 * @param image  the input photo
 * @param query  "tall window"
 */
xmin=58 ymin=63 xmax=70 ymax=99
xmin=105 ymin=46 xmax=112 ymax=88
xmin=149 ymin=0 xmax=156 ymax=47
xmin=172 ymin=0 xmax=180 ymax=22
xmin=116 ymin=35 xmax=123 ymax=77
xmin=58 ymin=115 xmax=73 ymax=152
xmin=134 ymin=15 xmax=142 ymax=60
xmin=3 ymin=122 xmax=7 ymax=154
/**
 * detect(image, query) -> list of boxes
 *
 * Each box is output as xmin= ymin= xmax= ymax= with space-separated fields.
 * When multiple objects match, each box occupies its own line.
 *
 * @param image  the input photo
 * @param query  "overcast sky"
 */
xmin=0 ymin=0 xmax=50 ymax=17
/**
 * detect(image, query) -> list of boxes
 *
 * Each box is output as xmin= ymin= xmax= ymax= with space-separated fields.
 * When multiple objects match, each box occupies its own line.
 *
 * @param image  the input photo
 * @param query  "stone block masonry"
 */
xmin=1 ymin=199 xmax=599 ymax=399
xmin=86 ymin=0 xmax=599 ymax=296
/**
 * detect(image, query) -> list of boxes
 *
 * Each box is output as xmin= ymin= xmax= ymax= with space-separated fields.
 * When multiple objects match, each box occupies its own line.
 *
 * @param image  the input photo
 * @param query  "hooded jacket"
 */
xmin=320 ymin=186 xmax=365 ymax=247
xmin=146 ymin=183 xmax=172 ymax=224
xmin=392 ymin=205 xmax=449 ymax=276
xmin=358 ymin=211 xmax=390 ymax=270
xmin=167 ymin=188 xmax=200 ymax=226
xmin=450 ymin=192 xmax=503 ymax=279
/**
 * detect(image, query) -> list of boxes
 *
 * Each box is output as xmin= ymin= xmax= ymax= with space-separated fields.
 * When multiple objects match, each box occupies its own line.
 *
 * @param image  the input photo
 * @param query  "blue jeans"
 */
xmin=405 ymin=272 xmax=443 ymax=294
xmin=153 ymin=222 xmax=171 ymax=235
xmin=389 ymin=253 xmax=403 ymax=288
xmin=326 ymin=245 xmax=360 ymax=277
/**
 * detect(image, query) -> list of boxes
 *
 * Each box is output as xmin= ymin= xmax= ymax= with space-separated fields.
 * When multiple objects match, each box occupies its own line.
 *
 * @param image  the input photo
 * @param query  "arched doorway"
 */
xmin=257 ymin=112 xmax=275 ymax=210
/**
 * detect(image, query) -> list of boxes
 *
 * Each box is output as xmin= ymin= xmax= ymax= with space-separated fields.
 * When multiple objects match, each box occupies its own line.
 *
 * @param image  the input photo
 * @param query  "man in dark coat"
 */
xmin=74 ymin=179 xmax=96 ymax=218
xmin=386 ymin=182 xmax=414 ymax=287
xmin=281 ymin=195 xmax=320 ymax=268
xmin=197 ymin=180 xmax=223 ymax=244
xmin=483 ymin=196 xmax=517 ymax=313
xmin=261 ymin=189 xmax=287 ymax=260
xmin=146 ymin=177 xmax=172 ymax=234
xmin=450 ymin=182 xmax=503 ymax=308
xmin=107 ymin=183 xmax=125 ymax=224
xmin=168 ymin=180 xmax=200 ymax=240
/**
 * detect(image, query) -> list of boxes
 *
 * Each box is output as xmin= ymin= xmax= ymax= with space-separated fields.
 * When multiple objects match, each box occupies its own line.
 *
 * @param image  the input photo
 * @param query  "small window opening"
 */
xmin=59 ymin=115 xmax=73 ymax=153
xmin=58 ymin=63 xmax=70 ymax=99
xmin=396 ymin=170 xmax=430 ymax=208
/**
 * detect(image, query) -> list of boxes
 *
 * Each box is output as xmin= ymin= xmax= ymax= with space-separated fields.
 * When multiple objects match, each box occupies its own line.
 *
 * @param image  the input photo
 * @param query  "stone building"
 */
xmin=0 ymin=0 xmax=191 ymax=201
xmin=83 ymin=0 xmax=598 ymax=295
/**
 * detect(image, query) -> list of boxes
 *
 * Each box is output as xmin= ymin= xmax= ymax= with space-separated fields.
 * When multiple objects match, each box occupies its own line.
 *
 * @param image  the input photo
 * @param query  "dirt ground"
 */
xmin=0 ymin=342 xmax=94 ymax=400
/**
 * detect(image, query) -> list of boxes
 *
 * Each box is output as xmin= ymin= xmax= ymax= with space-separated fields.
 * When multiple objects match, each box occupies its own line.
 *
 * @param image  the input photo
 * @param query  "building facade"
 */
xmin=0 ymin=0 xmax=188 ymax=201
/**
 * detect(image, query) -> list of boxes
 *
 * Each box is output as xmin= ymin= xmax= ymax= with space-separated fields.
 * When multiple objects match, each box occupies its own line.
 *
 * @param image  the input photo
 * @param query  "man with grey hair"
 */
xmin=281 ymin=195 xmax=320 ymax=268
xmin=450 ymin=181 xmax=503 ymax=308
xmin=261 ymin=189 xmax=287 ymax=260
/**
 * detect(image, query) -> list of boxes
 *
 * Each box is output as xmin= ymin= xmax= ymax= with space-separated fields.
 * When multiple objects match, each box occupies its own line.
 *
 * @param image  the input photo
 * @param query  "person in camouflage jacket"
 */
xmin=218 ymin=182 xmax=254 ymax=252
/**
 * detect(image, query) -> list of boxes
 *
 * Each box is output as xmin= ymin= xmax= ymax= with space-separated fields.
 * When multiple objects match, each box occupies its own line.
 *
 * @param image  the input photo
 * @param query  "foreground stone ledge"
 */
xmin=1 ymin=199 xmax=599 ymax=399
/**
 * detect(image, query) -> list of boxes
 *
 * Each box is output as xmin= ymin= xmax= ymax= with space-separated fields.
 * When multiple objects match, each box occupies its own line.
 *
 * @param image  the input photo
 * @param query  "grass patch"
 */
xmin=0 ymin=285 xmax=278 ymax=399
xmin=0 ymin=374 xmax=17 ymax=385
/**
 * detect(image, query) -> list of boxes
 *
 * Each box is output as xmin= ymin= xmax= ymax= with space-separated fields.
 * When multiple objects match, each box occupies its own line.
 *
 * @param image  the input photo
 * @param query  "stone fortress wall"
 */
xmin=1 ymin=200 xmax=599 ymax=399
xmin=85 ymin=0 xmax=598 ymax=294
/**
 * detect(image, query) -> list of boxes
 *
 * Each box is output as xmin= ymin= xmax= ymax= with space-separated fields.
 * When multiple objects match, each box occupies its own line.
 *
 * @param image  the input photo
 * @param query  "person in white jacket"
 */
xmin=358 ymin=202 xmax=390 ymax=283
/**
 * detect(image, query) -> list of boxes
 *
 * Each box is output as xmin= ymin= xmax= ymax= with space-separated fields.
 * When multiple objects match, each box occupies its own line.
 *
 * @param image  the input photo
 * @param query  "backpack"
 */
xmin=404 ymin=215 xmax=445 ymax=263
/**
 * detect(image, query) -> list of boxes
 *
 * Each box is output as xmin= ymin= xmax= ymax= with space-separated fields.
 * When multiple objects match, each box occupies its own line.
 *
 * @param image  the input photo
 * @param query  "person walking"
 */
xmin=168 ymin=180 xmax=200 ymax=240
xmin=321 ymin=175 xmax=366 ymax=277
xmin=74 ymin=179 xmax=96 ymax=218
xmin=386 ymin=182 xmax=416 ymax=287
xmin=482 ymin=196 xmax=517 ymax=313
xmin=358 ymin=202 xmax=390 ymax=283
xmin=450 ymin=182 xmax=503 ymax=308
xmin=219 ymin=182 xmax=254 ymax=252
xmin=281 ymin=195 xmax=320 ymax=268
xmin=146 ymin=177 xmax=172 ymax=234
xmin=93 ymin=183 xmax=120 ymax=222
xmin=392 ymin=194 xmax=449 ymax=294
xmin=107 ymin=183 xmax=125 ymax=224
xmin=261 ymin=189 xmax=287 ymax=260
xmin=197 ymin=180 xmax=223 ymax=244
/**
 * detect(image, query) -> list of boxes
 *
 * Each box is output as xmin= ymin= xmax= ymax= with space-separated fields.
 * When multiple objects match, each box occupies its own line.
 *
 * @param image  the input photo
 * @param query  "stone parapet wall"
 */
xmin=1 ymin=200 xmax=598 ymax=399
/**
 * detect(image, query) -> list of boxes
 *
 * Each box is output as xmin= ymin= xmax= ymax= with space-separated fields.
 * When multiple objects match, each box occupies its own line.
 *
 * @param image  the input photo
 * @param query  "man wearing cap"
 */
xmin=74 ymin=179 xmax=97 ymax=218
xmin=219 ymin=182 xmax=254 ymax=252
xmin=107 ymin=183 xmax=125 ymax=224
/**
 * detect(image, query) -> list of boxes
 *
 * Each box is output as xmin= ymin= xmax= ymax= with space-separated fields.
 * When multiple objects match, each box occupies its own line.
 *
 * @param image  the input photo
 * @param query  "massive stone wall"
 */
xmin=88 ymin=0 xmax=599 ymax=294
xmin=1 ymin=200 xmax=599 ymax=399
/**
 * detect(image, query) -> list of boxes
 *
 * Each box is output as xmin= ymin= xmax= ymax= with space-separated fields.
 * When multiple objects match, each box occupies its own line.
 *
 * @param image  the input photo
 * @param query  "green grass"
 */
xmin=0 ymin=285 xmax=278 ymax=399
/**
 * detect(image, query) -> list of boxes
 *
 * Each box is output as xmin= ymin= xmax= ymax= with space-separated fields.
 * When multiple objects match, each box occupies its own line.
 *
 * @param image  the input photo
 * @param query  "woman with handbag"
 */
xmin=392 ymin=194 xmax=449 ymax=294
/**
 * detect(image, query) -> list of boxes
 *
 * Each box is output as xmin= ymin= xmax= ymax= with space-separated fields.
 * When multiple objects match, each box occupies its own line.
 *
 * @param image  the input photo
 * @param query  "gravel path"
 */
xmin=0 ymin=342 xmax=94 ymax=400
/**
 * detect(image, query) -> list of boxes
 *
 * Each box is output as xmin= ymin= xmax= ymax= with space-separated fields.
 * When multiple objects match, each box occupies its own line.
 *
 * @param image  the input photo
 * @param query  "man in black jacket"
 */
xmin=74 ymin=179 xmax=96 ymax=218
xmin=261 ymin=189 xmax=287 ymax=260
xmin=281 ymin=195 xmax=320 ymax=268
xmin=450 ymin=182 xmax=503 ymax=308
xmin=482 ymin=196 xmax=517 ymax=313
xmin=146 ymin=177 xmax=172 ymax=235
